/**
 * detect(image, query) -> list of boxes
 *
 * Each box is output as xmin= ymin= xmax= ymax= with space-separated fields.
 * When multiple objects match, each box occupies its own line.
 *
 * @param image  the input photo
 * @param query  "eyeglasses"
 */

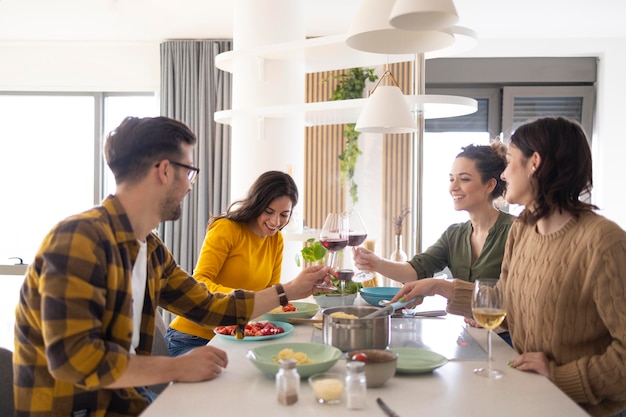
xmin=155 ymin=160 xmax=200 ymax=184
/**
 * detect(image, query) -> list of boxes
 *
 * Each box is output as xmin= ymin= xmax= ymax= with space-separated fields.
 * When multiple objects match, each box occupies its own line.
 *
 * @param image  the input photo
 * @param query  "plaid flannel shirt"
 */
xmin=13 ymin=195 xmax=254 ymax=417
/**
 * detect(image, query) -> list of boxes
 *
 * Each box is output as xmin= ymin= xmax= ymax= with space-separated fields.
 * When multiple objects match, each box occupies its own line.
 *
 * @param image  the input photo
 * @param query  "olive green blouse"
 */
xmin=407 ymin=210 xmax=514 ymax=282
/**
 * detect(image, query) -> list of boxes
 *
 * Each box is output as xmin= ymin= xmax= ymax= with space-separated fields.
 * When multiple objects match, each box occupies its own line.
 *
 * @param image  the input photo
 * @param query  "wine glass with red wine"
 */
xmin=334 ymin=269 xmax=354 ymax=294
xmin=346 ymin=210 xmax=375 ymax=282
xmin=316 ymin=213 xmax=348 ymax=290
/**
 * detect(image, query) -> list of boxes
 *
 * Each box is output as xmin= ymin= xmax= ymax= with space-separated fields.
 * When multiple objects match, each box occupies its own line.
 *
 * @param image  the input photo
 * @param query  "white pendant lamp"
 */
xmin=389 ymin=0 xmax=459 ymax=31
xmin=348 ymin=0 xmax=477 ymax=133
xmin=346 ymin=0 xmax=455 ymax=54
xmin=356 ymin=69 xmax=416 ymax=134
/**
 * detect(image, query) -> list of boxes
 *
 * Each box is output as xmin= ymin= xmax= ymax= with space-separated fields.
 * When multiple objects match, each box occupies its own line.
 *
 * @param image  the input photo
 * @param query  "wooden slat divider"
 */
xmin=305 ymin=62 xmax=416 ymax=259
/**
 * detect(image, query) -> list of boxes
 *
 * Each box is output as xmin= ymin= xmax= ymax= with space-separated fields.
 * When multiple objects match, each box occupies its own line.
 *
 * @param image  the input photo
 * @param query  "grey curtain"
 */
xmin=159 ymin=40 xmax=232 ymax=322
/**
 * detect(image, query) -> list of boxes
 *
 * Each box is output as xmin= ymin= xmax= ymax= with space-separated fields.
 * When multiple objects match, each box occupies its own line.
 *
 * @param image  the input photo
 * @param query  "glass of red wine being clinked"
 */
xmin=316 ymin=212 xmax=349 ymax=292
xmin=346 ymin=209 xmax=376 ymax=283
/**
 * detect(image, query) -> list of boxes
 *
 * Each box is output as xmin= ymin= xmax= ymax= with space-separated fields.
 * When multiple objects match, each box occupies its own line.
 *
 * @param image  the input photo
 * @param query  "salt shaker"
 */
xmin=345 ymin=361 xmax=367 ymax=409
xmin=276 ymin=358 xmax=300 ymax=405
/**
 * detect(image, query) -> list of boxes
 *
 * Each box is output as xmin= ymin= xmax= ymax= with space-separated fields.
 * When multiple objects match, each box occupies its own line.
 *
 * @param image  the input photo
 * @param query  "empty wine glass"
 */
xmin=471 ymin=278 xmax=506 ymax=379
xmin=316 ymin=213 xmax=348 ymax=290
xmin=346 ymin=210 xmax=375 ymax=283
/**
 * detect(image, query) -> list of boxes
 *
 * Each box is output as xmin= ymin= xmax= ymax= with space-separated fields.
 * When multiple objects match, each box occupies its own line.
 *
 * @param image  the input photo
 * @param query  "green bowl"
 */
xmin=246 ymin=342 xmax=342 ymax=378
xmin=260 ymin=301 xmax=319 ymax=322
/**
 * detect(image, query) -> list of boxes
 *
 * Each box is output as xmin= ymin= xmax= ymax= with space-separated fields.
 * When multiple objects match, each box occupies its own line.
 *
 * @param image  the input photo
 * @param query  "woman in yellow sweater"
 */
xmin=166 ymin=170 xmax=298 ymax=356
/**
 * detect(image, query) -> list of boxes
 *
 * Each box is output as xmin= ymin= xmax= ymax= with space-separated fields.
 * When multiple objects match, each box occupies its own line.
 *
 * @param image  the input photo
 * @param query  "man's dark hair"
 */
xmin=104 ymin=116 xmax=197 ymax=185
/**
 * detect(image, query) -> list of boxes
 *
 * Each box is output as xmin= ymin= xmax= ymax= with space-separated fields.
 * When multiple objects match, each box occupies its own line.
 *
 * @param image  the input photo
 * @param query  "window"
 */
xmin=422 ymin=93 xmax=498 ymax=249
xmin=0 ymin=92 xmax=158 ymax=265
xmin=0 ymin=94 xmax=96 ymax=263
xmin=0 ymin=92 xmax=158 ymax=350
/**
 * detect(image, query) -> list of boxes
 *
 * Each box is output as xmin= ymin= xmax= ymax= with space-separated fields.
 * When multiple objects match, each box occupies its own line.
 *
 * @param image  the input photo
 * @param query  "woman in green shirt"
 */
xmin=354 ymin=142 xmax=512 ymax=284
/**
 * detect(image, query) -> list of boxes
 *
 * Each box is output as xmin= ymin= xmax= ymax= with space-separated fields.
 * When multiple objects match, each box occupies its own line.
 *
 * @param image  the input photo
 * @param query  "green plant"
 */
xmin=327 ymin=68 xmax=378 ymax=205
xmin=299 ymin=238 xmax=327 ymax=264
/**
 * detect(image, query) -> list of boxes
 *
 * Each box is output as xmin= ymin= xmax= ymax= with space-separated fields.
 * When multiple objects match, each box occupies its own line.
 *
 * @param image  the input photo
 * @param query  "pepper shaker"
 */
xmin=276 ymin=358 xmax=300 ymax=405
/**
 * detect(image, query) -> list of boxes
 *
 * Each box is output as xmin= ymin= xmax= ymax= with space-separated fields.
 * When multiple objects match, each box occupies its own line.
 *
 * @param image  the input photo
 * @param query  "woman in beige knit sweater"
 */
xmin=392 ymin=117 xmax=626 ymax=417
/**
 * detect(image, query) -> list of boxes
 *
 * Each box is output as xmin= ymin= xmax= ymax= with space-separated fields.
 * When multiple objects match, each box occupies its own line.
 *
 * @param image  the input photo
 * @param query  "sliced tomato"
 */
xmin=281 ymin=302 xmax=297 ymax=312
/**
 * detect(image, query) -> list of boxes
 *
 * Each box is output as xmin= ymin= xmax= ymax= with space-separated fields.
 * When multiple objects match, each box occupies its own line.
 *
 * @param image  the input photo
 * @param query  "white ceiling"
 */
xmin=0 ymin=0 xmax=625 ymax=43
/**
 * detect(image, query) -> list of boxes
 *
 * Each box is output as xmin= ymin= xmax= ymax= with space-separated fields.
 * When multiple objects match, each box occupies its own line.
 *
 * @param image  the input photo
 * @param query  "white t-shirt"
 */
xmin=130 ymin=239 xmax=147 ymax=353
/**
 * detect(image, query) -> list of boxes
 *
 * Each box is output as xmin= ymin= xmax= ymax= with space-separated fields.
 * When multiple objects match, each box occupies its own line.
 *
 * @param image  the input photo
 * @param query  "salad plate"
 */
xmin=213 ymin=320 xmax=294 ymax=342
xmin=261 ymin=301 xmax=319 ymax=322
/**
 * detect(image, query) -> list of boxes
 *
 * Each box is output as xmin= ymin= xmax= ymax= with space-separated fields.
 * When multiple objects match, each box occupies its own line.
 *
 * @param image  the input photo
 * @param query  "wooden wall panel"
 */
xmin=305 ymin=62 xmax=416 ymax=258
xmin=304 ymin=124 xmax=345 ymax=229
xmin=304 ymin=70 xmax=347 ymax=230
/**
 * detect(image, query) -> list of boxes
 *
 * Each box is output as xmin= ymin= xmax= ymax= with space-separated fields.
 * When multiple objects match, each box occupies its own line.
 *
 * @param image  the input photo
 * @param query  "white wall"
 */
xmin=0 ymin=42 xmax=160 ymax=92
xmin=1 ymin=38 xmax=624 ymax=230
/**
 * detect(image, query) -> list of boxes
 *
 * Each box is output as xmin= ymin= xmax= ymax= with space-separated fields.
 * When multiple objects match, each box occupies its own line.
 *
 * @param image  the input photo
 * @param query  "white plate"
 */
xmin=390 ymin=347 xmax=448 ymax=374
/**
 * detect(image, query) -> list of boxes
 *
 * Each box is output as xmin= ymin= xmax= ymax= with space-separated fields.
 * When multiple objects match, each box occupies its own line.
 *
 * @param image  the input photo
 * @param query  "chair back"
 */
xmin=149 ymin=312 xmax=170 ymax=394
xmin=0 ymin=347 xmax=14 ymax=416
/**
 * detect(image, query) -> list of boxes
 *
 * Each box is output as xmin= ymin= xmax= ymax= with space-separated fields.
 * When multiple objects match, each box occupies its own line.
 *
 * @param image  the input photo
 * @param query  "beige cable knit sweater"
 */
xmin=447 ymin=211 xmax=626 ymax=417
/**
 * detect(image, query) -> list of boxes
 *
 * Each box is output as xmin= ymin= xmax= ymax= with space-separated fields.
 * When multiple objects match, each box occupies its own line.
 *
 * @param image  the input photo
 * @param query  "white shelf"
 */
xmin=214 ymin=94 xmax=477 ymax=126
xmin=216 ymin=35 xmax=415 ymax=74
xmin=215 ymin=29 xmax=479 ymax=126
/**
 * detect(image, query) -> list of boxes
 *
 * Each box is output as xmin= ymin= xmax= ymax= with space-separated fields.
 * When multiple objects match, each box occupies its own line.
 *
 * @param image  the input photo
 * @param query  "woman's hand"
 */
xmin=353 ymin=247 xmax=380 ymax=272
xmin=508 ymin=352 xmax=550 ymax=377
xmin=464 ymin=317 xmax=482 ymax=328
xmin=389 ymin=278 xmax=453 ymax=304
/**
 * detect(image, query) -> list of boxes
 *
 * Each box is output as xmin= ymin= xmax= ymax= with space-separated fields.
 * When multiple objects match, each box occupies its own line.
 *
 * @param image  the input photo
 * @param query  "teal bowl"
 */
xmin=359 ymin=287 xmax=401 ymax=307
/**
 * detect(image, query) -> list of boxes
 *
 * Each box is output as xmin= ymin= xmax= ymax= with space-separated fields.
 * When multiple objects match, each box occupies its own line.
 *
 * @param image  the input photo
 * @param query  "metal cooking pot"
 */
xmin=322 ymin=305 xmax=390 ymax=351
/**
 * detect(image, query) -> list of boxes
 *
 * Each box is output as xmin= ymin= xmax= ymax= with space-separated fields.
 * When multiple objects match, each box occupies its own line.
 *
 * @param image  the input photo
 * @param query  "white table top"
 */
xmin=140 ymin=296 xmax=589 ymax=417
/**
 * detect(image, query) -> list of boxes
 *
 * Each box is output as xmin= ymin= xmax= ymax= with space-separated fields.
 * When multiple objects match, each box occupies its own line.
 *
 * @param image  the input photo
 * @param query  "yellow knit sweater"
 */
xmin=170 ymin=218 xmax=283 ymax=339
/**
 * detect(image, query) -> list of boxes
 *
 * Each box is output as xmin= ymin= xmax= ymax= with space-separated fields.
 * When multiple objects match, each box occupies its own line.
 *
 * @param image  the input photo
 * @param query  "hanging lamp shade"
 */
xmin=356 ymin=86 xmax=415 ymax=134
xmin=389 ymin=0 xmax=459 ymax=31
xmin=356 ymin=69 xmax=416 ymax=134
xmin=346 ymin=0 xmax=455 ymax=54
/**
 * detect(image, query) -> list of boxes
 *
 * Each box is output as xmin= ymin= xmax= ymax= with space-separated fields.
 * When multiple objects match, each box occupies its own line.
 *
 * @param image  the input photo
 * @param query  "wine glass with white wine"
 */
xmin=471 ymin=278 xmax=506 ymax=379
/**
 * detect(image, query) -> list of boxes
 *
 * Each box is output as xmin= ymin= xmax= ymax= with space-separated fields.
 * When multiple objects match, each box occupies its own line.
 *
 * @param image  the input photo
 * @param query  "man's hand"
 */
xmin=105 ymin=345 xmax=229 ymax=388
xmin=283 ymin=264 xmax=334 ymax=301
xmin=173 ymin=345 xmax=229 ymax=382
xmin=250 ymin=265 xmax=333 ymax=318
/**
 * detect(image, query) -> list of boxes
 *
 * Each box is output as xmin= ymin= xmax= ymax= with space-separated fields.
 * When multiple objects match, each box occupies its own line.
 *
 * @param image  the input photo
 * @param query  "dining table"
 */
xmin=140 ymin=295 xmax=590 ymax=417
